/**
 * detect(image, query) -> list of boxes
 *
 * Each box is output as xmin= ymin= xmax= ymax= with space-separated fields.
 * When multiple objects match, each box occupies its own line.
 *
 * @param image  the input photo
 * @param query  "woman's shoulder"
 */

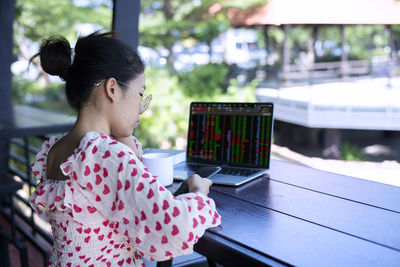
xmin=81 ymin=132 xmax=137 ymax=161
xmin=31 ymin=134 xmax=66 ymax=182
xmin=64 ymin=131 xmax=140 ymax=177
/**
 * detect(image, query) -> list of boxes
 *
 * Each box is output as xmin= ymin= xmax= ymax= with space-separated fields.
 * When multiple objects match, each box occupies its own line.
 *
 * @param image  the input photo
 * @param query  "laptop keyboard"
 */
xmin=219 ymin=167 xmax=260 ymax=176
xmin=176 ymin=164 xmax=260 ymax=177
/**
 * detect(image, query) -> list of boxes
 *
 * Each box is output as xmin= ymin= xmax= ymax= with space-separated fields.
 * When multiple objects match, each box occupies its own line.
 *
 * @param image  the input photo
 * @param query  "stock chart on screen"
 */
xmin=187 ymin=102 xmax=273 ymax=168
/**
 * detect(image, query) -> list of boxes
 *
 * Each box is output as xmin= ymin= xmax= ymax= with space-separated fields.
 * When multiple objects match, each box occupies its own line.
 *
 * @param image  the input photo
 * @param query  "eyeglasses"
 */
xmin=138 ymin=91 xmax=152 ymax=114
xmin=95 ymin=80 xmax=152 ymax=114
xmin=117 ymin=80 xmax=152 ymax=114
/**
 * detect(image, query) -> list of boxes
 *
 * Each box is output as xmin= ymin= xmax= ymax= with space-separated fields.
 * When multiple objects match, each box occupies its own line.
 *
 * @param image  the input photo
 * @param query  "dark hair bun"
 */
xmin=32 ymin=31 xmax=144 ymax=110
xmin=38 ymin=36 xmax=72 ymax=80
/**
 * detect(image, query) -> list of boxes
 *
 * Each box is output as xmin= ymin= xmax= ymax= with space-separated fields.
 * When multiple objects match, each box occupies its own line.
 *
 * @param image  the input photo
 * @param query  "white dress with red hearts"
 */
xmin=30 ymin=131 xmax=221 ymax=267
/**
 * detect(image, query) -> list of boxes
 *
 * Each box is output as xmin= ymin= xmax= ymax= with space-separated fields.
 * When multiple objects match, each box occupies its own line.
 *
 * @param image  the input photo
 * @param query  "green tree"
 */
xmin=14 ymin=0 xmax=112 ymax=85
xmin=139 ymin=0 xmax=267 ymax=70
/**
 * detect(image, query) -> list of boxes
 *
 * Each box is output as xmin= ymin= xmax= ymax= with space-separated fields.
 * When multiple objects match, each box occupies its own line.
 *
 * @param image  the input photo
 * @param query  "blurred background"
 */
xmin=10 ymin=0 xmax=400 ymax=185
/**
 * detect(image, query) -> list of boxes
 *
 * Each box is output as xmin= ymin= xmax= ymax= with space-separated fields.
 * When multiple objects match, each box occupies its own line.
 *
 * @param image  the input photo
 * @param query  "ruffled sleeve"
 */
xmin=31 ymin=135 xmax=63 ymax=183
xmin=66 ymin=134 xmax=221 ymax=261
xmin=30 ymin=133 xmax=106 ymax=223
xmin=30 ymin=135 xmax=72 ymax=220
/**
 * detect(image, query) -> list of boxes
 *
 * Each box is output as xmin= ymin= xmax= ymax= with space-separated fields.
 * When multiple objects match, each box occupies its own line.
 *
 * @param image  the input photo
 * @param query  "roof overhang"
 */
xmin=226 ymin=0 xmax=400 ymax=27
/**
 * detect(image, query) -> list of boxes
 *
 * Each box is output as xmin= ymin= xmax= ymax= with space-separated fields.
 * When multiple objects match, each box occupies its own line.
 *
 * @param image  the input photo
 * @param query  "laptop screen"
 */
xmin=187 ymin=102 xmax=274 ymax=168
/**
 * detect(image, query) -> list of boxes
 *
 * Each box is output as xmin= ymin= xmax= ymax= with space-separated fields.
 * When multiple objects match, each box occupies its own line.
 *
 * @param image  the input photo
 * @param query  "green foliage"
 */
xmin=135 ymin=67 xmax=190 ymax=148
xmin=315 ymin=25 xmax=390 ymax=61
xmin=139 ymin=0 xmax=265 ymax=71
xmin=346 ymin=25 xmax=387 ymax=60
xmin=14 ymin=0 xmax=112 ymax=60
xmin=219 ymin=0 xmax=267 ymax=9
xmin=178 ymin=63 xmax=229 ymax=99
xmin=268 ymin=27 xmax=285 ymax=45
xmin=15 ymin=0 xmax=112 ymax=39
xmin=289 ymin=27 xmax=312 ymax=49
xmin=134 ymin=66 xmax=257 ymax=149
xmin=193 ymin=16 xmax=230 ymax=45
xmin=341 ymin=142 xmax=364 ymax=162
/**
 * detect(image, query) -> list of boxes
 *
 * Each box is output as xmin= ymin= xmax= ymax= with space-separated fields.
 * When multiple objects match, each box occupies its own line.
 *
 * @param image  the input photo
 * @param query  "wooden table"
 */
xmin=193 ymin=159 xmax=400 ymax=266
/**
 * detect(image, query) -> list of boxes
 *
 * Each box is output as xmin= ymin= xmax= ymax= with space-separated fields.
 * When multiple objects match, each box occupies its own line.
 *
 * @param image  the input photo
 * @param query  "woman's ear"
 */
xmin=104 ymin=78 xmax=119 ymax=103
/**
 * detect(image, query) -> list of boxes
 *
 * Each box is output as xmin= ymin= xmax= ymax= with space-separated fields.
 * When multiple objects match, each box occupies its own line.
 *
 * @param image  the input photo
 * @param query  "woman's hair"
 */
xmin=31 ymin=31 xmax=144 ymax=110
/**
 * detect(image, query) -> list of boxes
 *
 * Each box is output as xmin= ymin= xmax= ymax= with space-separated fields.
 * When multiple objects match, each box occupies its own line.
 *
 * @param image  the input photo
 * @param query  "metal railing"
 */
xmin=2 ymin=135 xmax=54 ymax=266
xmin=278 ymin=59 xmax=400 ymax=85
xmin=2 ymin=135 xmax=177 ymax=267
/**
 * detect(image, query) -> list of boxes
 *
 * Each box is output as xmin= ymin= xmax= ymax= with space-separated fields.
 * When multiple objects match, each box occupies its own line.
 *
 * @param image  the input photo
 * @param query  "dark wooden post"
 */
xmin=386 ymin=25 xmax=396 ymax=83
xmin=262 ymin=26 xmax=269 ymax=63
xmin=340 ymin=25 xmax=348 ymax=79
xmin=282 ymin=24 xmax=290 ymax=84
xmin=387 ymin=25 xmax=397 ymax=60
xmin=0 ymin=0 xmax=15 ymax=172
xmin=323 ymin=129 xmax=342 ymax=159
xmin=310 ymin=25 xmax=319 ymax=85
xmin=112 ymin=0 xmax=141 ymax=51
xmin=312 ymin=25 xmax=319 ymax=63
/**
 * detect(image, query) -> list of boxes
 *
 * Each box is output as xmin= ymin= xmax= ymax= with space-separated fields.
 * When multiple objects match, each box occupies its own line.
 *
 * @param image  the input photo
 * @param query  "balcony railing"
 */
xmin=277 ymin=59 xmax=400 ymax=85
xmin=1 ymin=135 xmax=53 ymax=266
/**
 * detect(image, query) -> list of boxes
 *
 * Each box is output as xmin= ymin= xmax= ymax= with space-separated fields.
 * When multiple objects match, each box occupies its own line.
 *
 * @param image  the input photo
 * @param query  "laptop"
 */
xmin=174 ymin=102 xmax=274 ymax=186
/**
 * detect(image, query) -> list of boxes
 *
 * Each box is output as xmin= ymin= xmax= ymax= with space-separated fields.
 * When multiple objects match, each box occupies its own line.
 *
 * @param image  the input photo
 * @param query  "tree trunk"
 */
xmin=163 ymin=0 xmax=173 ymax=19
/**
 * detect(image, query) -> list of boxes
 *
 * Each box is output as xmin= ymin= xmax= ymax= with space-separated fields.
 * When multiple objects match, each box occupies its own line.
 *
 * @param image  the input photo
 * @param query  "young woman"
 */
xmin=29 ymin=31 xmax=221 ymax=267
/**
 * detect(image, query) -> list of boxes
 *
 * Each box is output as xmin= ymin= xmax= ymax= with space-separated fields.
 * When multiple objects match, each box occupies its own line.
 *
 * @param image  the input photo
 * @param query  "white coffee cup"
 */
xmin=142 ymin=152 xmax=174 ymax=186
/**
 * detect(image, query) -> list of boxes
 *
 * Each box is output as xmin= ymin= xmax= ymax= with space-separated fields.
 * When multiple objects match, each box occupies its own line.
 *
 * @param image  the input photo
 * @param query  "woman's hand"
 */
xmin=187 ymin=174 xmax=212 ymax=196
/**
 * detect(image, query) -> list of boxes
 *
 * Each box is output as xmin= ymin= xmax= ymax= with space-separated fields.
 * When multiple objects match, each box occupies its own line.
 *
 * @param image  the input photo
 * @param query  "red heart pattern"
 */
xmin=117 ymin=162 xmax=124 ymax=172
xmin=103 ymin=167 xmax=109 ymax=177
xmin=73 ymin=205 xmax=82 ymax=213
xmin=171 ymin=225 xmax=179 ymax=236
xmin=95 ymin=175 xmax=102 ymax=185
xmin=81 ymin=152 xmax=86 ymax=161
xmin=125 ymin=180 xmax=131 ymax=190
xmin=152 ymin=203 xmax=159 ymax=214
xmin=84 ymin=165 xmax=91 ymax=176
xmin=93 ymin=163 xmax=101 ymax=172
xmin=164 ymin=213 xmax=171 ymax=224
xmin=136 ymin=182 xmax=144 ymax=192
xmin=117 ymin=180 xmax=122 ymax=190
xmin=140 ymin=211 xmax=147 ymax=221
xmin=155 ymin=221 xmax=162 ymax=231
xmin=162 ymin=200 xmax=169 ymax=210
xmin=147 ymin=188 xmax=154 ymax=199
xmin=172 ymin=207 xmax=180 ymax=217
xmin=103 ymin=184 xmax=110 ymax=195
xmin=102 ymin=150 xmax=110 ymax=159
xmin=86 ymin=182 xmax=93 ymax=190
xmin=87 ymin=206 xmax=97 ymax=213
xmin=188 ymin=232 xmax=194 ymax=242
